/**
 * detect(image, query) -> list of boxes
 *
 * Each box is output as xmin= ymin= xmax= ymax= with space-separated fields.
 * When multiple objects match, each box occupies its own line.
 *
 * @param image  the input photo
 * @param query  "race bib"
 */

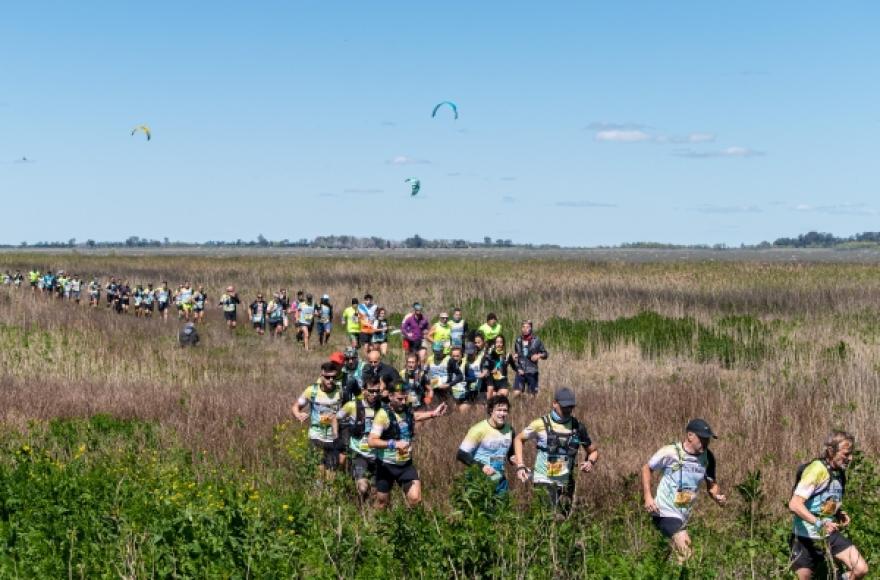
xmin=674 ymin=490 xmax=696 ymax=507
xmin=319 ymin=413 xmax=333 ymax=426
xmin=547 ymin=458 xmax=569 ymax=477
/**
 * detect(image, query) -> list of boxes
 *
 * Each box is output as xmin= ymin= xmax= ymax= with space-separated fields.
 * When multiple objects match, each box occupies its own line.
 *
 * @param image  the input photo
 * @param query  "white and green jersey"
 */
xmin=647 ymin=443 xmax=716 ymax=522
xmin=296 ymin=384 xmax=341 ymax=444
xmin=792 ymin=460 xmax=844 ymax=539
xmin=370 ymin=407 xmax=414 ymax=466
xmin=521 ymin=415 xmax=592 ymax=487
xmin=459 ymin=420 xmax=513 ymax=481
xmin=427 ymin=356 xmax=450 ymax=389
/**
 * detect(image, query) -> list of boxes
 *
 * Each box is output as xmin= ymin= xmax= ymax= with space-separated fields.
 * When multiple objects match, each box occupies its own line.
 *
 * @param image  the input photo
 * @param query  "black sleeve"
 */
xmin=535 ymin=337 xmax=548 ymax=357
xmin=456 ymin=449 xmax=477 ymax=467
xmin=704 ymin=450 xmax=717 ymax=483
xmin=578 ymin=423 xmax=593 ymax=450
xmin=506 ymin=434 xmax=516 ymax=462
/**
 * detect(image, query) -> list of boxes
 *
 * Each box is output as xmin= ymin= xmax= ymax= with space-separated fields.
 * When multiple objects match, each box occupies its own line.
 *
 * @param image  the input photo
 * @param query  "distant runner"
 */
xmin=512 ymin=320 xmax=548 ymax=397
xmin=250 ymin=294 xmax=267 ymax=335
xmin=219 ymin=286 xmax=241 ymax=330
xmin=342 ymin=298 xmax=361 ymax=348
xmin=317 ymin=294 xmax=333 ymax=346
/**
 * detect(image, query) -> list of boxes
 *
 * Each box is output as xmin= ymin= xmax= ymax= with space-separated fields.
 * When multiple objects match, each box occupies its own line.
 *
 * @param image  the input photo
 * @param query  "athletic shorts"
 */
xmin=269 ymin=319 xmax=284 ymax=328
xmin=107 ymin=294 xmax=115 ymax=304
xmin=71 ymin=291 xmax=81 ymax=300
xmin=790 ymin=533 xmax=854 ymax=571
xmin=253 ymin=320 xmax=265 ymax=329
xmin=144 ymin=303 xmax=155 ymax=311
xmin=317 ymin=322 xmax=332 ymax=334
xmin=452 ymin=388 xmax=478 ymax=404
xmin=194 ymin=305 xmax=204 ymax=312
xmin=513 ymin=372 xmax=540 ymax=394
xmin=375 ymin=461 xmax=419 ymax=494
xmin=310 ymin=440 xmax=340 ymax=470
xmin=350 ymin=455 xmax=377 ymax=481
xmin=359 ymin=332 xmax=373 ymax=346
xmin=348 ymin=332 xmax=360 ymax=345
xmin=296 ymin=322 xmax=311 ymax=329
xmin=158 ymin=302 xmax=168 ymax=311
xmin=651 ymin=516 xmax=686 ymax=538
xmin=224 ymin=311 xmax=237 ymax=322
xmin=535 ymin=482 xmax=574 ymax=512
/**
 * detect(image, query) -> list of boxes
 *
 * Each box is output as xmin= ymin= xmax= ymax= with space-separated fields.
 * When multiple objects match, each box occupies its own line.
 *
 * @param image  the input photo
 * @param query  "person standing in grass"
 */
xmin=367 ymin=380 xmax=447 ymax=509
xmin=250 ymin=293 xmax=268 ymax=335
xmin=342 ymin=298 xmax=361 ymax=348
xmin=514 ymin=387 xmax=599 ymax=513
xmin=788 ymin=431 xmax=868 ymax=580
xmin=218 ymin=286 xmax=241 ymax=330
xmin=336 ymin=375 xmax=383 ymax=502
xmin=640 ymin=418 xmax=727 ymax=564
xmin=457 ymin=395 xmax=515 ymax=494
xmin=478 ymin=312 xmax=503 ymax=343
xmin=292 ymin=361 xmax=343 ymax=475
xmin=512 ymin=320 xmax=548 ymax=397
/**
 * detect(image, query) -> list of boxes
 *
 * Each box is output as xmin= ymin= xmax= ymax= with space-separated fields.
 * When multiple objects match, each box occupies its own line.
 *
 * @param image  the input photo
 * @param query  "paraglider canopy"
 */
xmin=405 ymin=178 xmax=421 ymax=197
xmin=431 ymin=101 xmax=458 ymax=120
xmin=130 ymin=125 xmax=152 ymax=141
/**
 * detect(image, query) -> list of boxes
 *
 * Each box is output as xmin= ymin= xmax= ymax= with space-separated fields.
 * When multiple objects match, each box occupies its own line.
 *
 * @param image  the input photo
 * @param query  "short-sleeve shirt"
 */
xmin=370 ymin=408 xmax=413 ymax=466
xmin=792 ymin=460 xmax=844 ymax=539
xmin=647 ymin=443 xmax=716 ymax=522
xmin=459 ymin=420 xmax=514 ymax=480
xmin=297 ymin=384 xmax=341 ymax=443
xmin=521 ymin=416 xmax=592 ymax=487
xmin=337 ymin=401 xmax=377 ymax=459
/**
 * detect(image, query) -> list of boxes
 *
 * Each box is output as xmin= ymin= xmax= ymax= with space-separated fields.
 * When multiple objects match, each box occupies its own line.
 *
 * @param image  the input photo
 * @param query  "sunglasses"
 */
xmin=321 ymin=374 xmax=336 ymax=380
xmin=366 ymin=389 xmax=381 ymax=394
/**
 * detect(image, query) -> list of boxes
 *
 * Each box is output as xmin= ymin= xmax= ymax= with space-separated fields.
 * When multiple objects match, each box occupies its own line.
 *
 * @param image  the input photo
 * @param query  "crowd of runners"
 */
xmin=2 ymin=267 xmax=870 ymax=577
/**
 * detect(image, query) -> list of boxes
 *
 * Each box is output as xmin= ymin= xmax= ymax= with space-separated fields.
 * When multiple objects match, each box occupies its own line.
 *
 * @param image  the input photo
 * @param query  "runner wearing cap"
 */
xmin=292 ymin=361 xmax=343 ymax=476
xmin=641 ymin=418 xmax=727 ymax=564
xmin=428 ymin=312 xmax=453 ymax=355
xmin=218 ymin=286 xmax=241 ymax=330
xmin=357 ymin=294 xmax=378 ymax=354
xmin=788 ymin=431 xmax=868 ymax=579
xmin=512 ymin=320 xmax=549 ymax=397
xmin=317 ymin=294 xmax=334 ymax=346
xmin=513 ymin=387 xmax=599 ymax=512
xmin=250 ymin=294 xmax=268 ymax=335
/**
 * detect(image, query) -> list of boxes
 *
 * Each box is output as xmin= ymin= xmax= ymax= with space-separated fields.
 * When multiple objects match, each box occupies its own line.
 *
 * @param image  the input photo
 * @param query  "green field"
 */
xmin=0 ymin=251 xmax=878 ymax=578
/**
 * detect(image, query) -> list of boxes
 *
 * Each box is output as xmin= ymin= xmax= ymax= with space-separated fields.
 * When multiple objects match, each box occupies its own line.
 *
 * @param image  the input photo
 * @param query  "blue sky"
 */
xmin=2 ymin=1 xmax=878 ymax=246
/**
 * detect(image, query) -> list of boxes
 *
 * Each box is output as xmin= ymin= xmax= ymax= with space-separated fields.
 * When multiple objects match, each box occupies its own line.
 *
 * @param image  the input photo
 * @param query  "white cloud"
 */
xmin=501 ymin=195 xmax=517 ymax=204
xmin=693 ymin=204 xmax=761 ymax=214
xmin=343 ymin=188 xmax=384 ymax=195
xmin=388 ymin=155 xmax=430 ymax=165
xmin=674 ymin=146 xmax=764 ymax=158
xmin=686 ymin=132 xmax=716 ymax=143
xmin=595 ymin=130 xmax=652 ymax=143
xmin=792 ymin=202 xmax=877 ymax=216
xmin=586 ymin=121 xmax=648 ymax=131
xmin=555 ymin=200 xmax=617 ymax=208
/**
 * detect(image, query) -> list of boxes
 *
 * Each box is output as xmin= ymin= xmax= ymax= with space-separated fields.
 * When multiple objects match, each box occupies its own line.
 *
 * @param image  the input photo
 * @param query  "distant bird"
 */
xmin=14 ymin=156 xmax=33 ymax=163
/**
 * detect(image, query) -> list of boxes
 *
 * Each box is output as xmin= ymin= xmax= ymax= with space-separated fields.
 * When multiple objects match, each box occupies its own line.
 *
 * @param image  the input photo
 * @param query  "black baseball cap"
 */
xmin=686 ymin=418 xmax=718 ymax=439
xmin=554 ymin=387 xmax=576 ymax=407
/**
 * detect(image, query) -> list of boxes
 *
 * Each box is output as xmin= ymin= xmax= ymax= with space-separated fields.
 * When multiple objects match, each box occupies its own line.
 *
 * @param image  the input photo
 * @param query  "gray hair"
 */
xmin=823 ymin=430 xmax=855 ymax=457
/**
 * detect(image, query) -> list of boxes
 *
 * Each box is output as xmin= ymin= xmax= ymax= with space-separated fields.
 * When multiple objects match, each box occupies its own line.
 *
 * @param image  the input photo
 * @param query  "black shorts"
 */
xmin=375 ymin=461 xmax=419 ymax=494
xmin=224 ymin=311 xmax=237 ymax=322
xmin=310 ymin=440 xmax=340 ymax=470
xmin=144 ymin=303 xmax=155 ymax=311
xmin=351 ymin=455 xmax=377 ymax=481
xmin=158 ymin=302 xmax=168 ymax=311
xmin=790 ymin=533 xmax=854 ymax=571
xmin=513 ymin=372 xmax=540 ymax=394
xmin=359 ymin=333 xmax=373 ymax=346
xmin=269 ymin=319 xmax=284 ymax=328
xmin=338 ymin=425 xmax=351 ymax=450
xmin=535 ymin=482 xmax=574 ymax=512
xmin=652 ymin=516 xmax=686 ymax=538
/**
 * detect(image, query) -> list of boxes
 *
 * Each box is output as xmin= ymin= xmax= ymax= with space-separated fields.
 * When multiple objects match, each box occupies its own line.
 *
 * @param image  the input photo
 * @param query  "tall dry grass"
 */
xmin=1 ymin=252 xmax=878 ymax=522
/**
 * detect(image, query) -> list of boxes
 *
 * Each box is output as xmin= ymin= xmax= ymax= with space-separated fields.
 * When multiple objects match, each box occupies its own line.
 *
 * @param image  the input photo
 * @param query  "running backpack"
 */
xmin=349 ymin=400 xmax=373 ymax=438
xmin=792 ymin=459 xmax=845 ymax=500
xmin=539 ymin=415 xmax=581 ymax=459
xmin=379 ymin=405 xmax=415 ymax=441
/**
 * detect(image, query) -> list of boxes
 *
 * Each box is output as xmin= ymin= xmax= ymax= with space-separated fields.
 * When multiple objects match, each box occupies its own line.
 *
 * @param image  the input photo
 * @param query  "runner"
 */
xmin=193 ymin=286 xmax=207 ymax=322
xmin=156 ymin=281 xmax=171 ymax=321
xmin=400 ymin=302 xmax=429 ymax=363
xmin=641 ymin=418 xmax=727 ymax=564
xmin=457 ymin=395 xmax=515 ymax=494
xmin=296 ymin=293 xmax=316 ymax=350
xmin=28 ymin=269 xmax=40 ymax=293
xmin=449 ymin=308 xmax=468 ymax=349
xmin=142 ymin=283 xmax=155 ymax=318
xmin=512 ymin=320 xmax=549 ymax=397
xmin=426 ymin=342 xmax=451 ymax=403
xmin=401 ymin=352 xmax=430 ymax=409
xmin=87 ymin=278 xmax=100 ymax=307
xmin=13 ymin=271 xmax=23 ymax=287
xmin=427 ymin=312 xmax=453 ymax=355
xmin=363 ymin=349 xmax=396 ymax=389
xmin=370 ymin=307 xmax=390 ymax=355
xmin=291 ymin=362 xmax=343 ymax=476
xmin=478 ymin=313 xmax=503 ymax=343
xmin=367 ymin=381 xmax=447 ymax=509
xmin=788 ymin=431 xmax=868 ymax=579
xmin=116 ymin=281 xmax=131 ymax=314
xmin=339 ymin=347 xmax=366 ymax=404
xmin=250 ymin=294 xmax=268 ymax=335
xmin=358 ymin=294 xmax=378 ymax=354
xmin=448 ymin=346 xmax=479 ymax=412
xmin=336 ymin=376 xmax=383 ymax=501
xmin=132 ymin=285 xmax=144 ymax=316
xmin=218 ymin=286 xmax=241 ymax=330
xmin=316 ymin=294 xmax=333 ymax=346
xmin=69 ymin=275 xmax=82 ymax=305
xmin=514 ymin=387 xmax=599 ymax=513
xmin=267 ymin=294 xmax=286 ymax=338
xmin=179 ymin=283 xmax=195 ymax=321
xmin=465 ymin=336 xmax=488 ymax=404
xmin=342 ymin=298 xmax=360 ymax=348
xmin=278 ymin=289 xmax=291 ymax=332
xmin=482 ymin=335 xmax=515 ymax=399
